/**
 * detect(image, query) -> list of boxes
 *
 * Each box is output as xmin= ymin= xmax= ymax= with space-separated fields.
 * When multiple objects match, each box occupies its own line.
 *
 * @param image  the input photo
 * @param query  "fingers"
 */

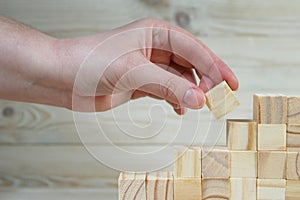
xmin=118 ymin=61 xmax=206 ymax=109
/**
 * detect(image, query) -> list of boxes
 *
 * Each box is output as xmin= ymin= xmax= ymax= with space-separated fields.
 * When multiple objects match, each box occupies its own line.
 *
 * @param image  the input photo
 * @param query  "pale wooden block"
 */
xmin=146 ymin=171 xmax=173 ymax=200
xmin=286 ymin=149 xmax=300 ymax=180
xmin=230 ymin=151 xmax=257 ymax=178
xmin=226 ymin=119 xmax=257 ymax=150
xmin=201 ymin=146 xmax=229 ymax=178
xmin=118 ymin=172 xmax=146 ymax=200
xmin=174 ymin=147 xmax=201 ymax=178
xmin=253 ymin=94 xmax=287 ymax=124
xmin=287 ymin=124 xmax=300 ymax=148
xmin=286 ymin=180 xmax=300 ymax=199
xmin=258 ymin=124 xmax=286 ymax=151
xmin=258 ymin=151 xmax=287 ymax=179
xmin=205 ymin=81 xmax=240 ymax=119
xmin=230 ymin=178 xmax=256 ymax=200
xmin=288 ymin=96 xmax=300 ymax=124
xmin=202 ymin=178 xmax=229 ymax=200
xmin=174 ymin=178 xmax=201 ymax=200
xmin=257 ymin=179 xmax=286 ymax=200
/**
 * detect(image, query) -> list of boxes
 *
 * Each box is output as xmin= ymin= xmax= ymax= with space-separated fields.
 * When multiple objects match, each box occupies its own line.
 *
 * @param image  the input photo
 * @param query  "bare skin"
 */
xmin=0 ymin=17 xmax=238 ymax=115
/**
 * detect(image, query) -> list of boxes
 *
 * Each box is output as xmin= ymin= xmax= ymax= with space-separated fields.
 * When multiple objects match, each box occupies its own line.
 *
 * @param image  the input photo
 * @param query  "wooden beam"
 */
xmin=257 ymin=179 xmax=286 ymax=200
xmin=202 ymin=178 xmax=229 ymax=199
xmin=201 ymin=146 xmax=229 ymax=178
xmin=227 ymin=119 xmax=257 ymax=150
xmin=174 ymin=178 xmax=201 ymax=200
xmin=174 ymin=147 xmax=201 ymax=178
xmin=288 ymin=96 xmax=300 ymax=124
xmin=287 ymin=124 xmax=300 ymax=148
xmin=230 ymin=151 xmax=257 ymax=178
xmin=286 ymin=180 xmax=300 ymax=199
xmin=253 ymin=94 xmax=287 ymax=124
xmin=146 ymin=171 xmax=173 ymax=200
xmin=230 ymin=178 xmax=256 ymax=200
xmin=118 ymin=172 xmax=146 ymax=200
xmin=258 ymin=124 xmax=286 ymax=151
xmin=205 ymin=81 xmax=240 ymax=119
xmin=258 ymin=151 xmax=286 ymax=179
xmin=286 ymin=148 xmax=300 ymax=180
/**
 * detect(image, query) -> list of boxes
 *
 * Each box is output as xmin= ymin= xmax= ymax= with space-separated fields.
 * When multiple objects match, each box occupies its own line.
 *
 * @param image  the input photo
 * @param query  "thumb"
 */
xmin=117 ymin=62 xmax=206 ymax=109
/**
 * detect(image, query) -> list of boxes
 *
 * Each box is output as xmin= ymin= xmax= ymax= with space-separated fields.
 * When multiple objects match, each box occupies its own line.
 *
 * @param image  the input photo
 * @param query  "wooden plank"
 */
xmin=0 ymin=188 xmax=117 ymax=200
xmin=287 ymin=124 xmax=300 ymax=148
xmin=257 ymin=124 xmax=286 ymax=151
xmin=146 ymin=171 xmax=173 ymax=200
xmin=257 ymin=179 xmax=286 ymax=200
xmin=230 ymin=151 xmax=257 ymax=178
xmin=174 ymin=147 xmax=201 ymax=178
xmin=1 ymin=0 xmax=300 ymax=38
xmin=230 ymin=178 xmax=256 ymax=200
xmin=174 ymin=178 xmax=201 ymax=200
xmin=286 ymin=180 xmax=300 ymax=199
xmin=287 ymin=96 xmax=300 ymax=124
xmin=226 ymin=119 xmax=257 ymax=150
xmin=253 ymin=94 xmax=287 ymax=124
xmin=202 ymin=178 xmax=229 ymax=200
xmin=118 ymin=172 xmax=146 ymax=200
xmin=286 ymin=148 xmax=300 ymax=180
xmin=205 ymin=81 xmax=240 ymax=119
xmin=258 ymin=151 xmax=286 ymax=179
xmin=201 ymin=146 xmax=229 ymax=178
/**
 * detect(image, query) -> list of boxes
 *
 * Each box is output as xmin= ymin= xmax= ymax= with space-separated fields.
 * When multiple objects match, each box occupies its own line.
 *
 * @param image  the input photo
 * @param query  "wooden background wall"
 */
xmin=1 ymin=0 xmax=300 ymax=199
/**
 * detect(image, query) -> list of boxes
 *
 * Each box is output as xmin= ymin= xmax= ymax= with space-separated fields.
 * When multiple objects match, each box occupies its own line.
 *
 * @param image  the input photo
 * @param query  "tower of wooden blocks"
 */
xmin=118 ymin=82 xmax=300 ymax=200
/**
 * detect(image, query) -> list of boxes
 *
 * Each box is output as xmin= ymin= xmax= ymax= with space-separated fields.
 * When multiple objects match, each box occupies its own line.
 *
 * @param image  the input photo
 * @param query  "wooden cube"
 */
xmin=174 ymin=147 xmax=201 ymax=178
xmin=201 ymin=146 xmax=229 ymax=178
xmin=146 ymin=171 xmax=173 ymax=200
xmin=286 ymin=149 xmax=300 ymax=180
xmin=287 ymin=96 xmax=300 ymax=124
xmin=258 ymin=151 xmax=286 ymax=179
xmin=230 ymin=151 xmax=257 ymax=178
xmin=253 ymin=94 xmax=287 ymax=124
xmin=205 ymin=81 xmax=240 ymax=119
xmin=287 ymin=124 xmax=300 ymax=148
xmin=257 ymin=179 xmax=286 ymax=200
xmin=258 ymin=124 xmax=286 ymax=151
xmin=286 ymin=180 xmax=300 ymax=199
xmin=202 ymin=178 xmax=229 ymax=199
xmin=174 ymin=178 xmax=201 ymax=200
xmin=230 ymin=178 xmax=256 ymax=200
xmin=119 ymin=172 xmax=146 ymax=200
xmin=227 ymin=119 xmax=257 ymax=150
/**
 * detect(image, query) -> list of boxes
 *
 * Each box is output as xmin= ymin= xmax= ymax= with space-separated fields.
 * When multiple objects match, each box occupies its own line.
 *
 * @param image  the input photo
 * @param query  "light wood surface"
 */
xmin=287 ymin=124 xmax=300 ymax=148
xmin=118 ymin=172 xmax=146 ymax=200
xmin=230 ymin=178 xmax=256 ymax=200
xmin=230 ymin=151 xmax=257 ymax=178
xmin=287 ymin=96 xmax=300 ymax=124
xmin=174 ymin=178 xmax=201 ymax=200
xmin=286 ymin=149 xmax=300 ymax=180
xmin=146 ymin=171 xmax=173 ymax=200
xmin=286 ymin=180 xmax=300 ymax=199
xmin=257 ymin=124 xmax=286 ymax=151
xmin=202 ymin=178 xmax=229 ymax=200
xmin=227 ymin=119 xmax=257 ymax=150
xmin=257 ymin=179 xmax=286 ymax=200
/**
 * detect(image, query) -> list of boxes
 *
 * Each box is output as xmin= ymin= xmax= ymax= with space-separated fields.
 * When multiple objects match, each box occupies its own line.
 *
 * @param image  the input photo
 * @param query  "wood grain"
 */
xmin=174 ymin=178 xmax=201 ymax=200
xmin=286 ymin=149 xmax=300 ymax=180
xmin=146 ymin=171 xmax=173 ymax=200
xmin=230 ymin=178 xmax=256 ymax=200
xmin=201 ymin=146 xmax=229 ymax=178
xmin=286 ymin=180 xmax=300 ymax=199
xmin=202 ymin=178 xmax=229 ymax=200
xmin=287 ymin=124 xmax=300 ymax=148
xmin=257 ymin=179 xmax=286 ymax=200
xmin=226 ymin=119 xmax=257 ymax=150
xmin=118 ymin=172 xmax=146 ymax=200
xmin=258 ymin=151 xmax=287 ymax=179
xmin=288 ymin=96 xmax=300 ymax=124
xmin=230 ymin=151 xmax=257 ymax=178
xmin=257 ymin=124 xmax=286 ymax=151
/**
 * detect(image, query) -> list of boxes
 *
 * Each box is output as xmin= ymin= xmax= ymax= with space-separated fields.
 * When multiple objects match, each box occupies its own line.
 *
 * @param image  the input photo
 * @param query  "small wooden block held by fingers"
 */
xmin=174 ymin=147 xmax=201 ymax=178
xmin=205 ymin=81 xmax=240 ymax=119
xmin=146 ymin=171 xmax=173 ymax=200
xmin=227 ymin=119 xmax=257 ymax=151
xmin=253 ymin=94 xmax=287 ymax=124
xmin=257 ymin=179 xmax=286 ymax=200
xmin=202 ymin=178 xmax=229 ymax=200
xmin=118 ymin=172 xmax=146 ymax=200
xmin=230 ymin=178 xmax=257 ymax=200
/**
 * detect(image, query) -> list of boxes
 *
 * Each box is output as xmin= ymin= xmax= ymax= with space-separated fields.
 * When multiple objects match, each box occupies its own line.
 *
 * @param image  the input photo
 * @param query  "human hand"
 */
xmin=58 ymin=19 xmax=238 ymax=114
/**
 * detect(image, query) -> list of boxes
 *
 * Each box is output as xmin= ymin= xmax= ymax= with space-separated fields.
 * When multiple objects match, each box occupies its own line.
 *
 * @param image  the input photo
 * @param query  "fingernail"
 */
xmin=183 ymin=89 xmax=205 ymax=108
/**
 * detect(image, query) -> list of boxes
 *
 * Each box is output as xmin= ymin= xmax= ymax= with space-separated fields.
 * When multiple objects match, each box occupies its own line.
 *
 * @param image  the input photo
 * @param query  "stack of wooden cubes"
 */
xmin=118 ymin=81 xmax=300 ymax=200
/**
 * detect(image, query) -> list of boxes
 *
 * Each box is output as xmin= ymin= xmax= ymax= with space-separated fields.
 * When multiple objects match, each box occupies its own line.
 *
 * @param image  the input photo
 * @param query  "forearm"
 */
xmin=0 ymin=16 xmax=69 ymax=107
